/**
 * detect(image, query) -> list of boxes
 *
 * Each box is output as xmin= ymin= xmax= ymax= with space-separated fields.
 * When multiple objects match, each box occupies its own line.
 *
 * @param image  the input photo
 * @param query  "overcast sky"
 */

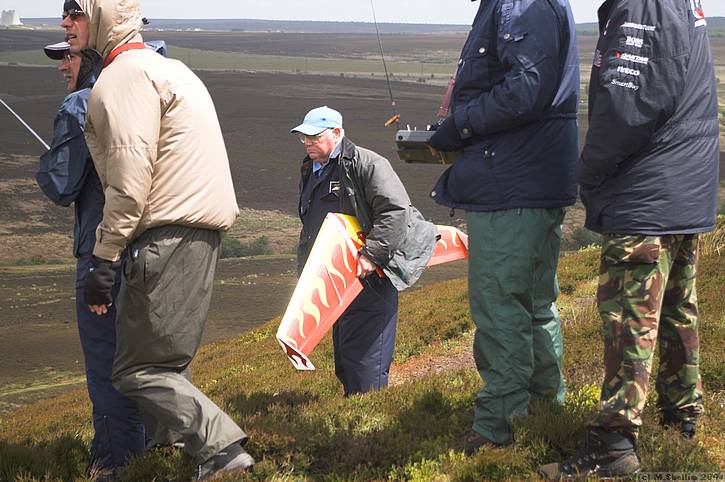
xmin=1 ymin=0 xmax=723 ymax=25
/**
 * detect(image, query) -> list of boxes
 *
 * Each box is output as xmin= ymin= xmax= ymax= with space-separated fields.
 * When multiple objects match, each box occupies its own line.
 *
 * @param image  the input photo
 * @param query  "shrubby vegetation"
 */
xmin=220 ymin=234 xmax=273 ymax=259
xmin=560 ymin=226 xmax=601 ymax=251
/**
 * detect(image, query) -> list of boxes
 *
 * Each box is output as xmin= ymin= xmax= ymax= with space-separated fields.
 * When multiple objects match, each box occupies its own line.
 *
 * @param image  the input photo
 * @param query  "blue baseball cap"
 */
xmin=290 ymin=106 xmax=343 ymax=135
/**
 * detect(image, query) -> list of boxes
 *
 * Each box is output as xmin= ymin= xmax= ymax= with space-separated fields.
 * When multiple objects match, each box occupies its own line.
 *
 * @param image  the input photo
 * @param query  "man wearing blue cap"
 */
xmin=291 ymin=106 xmax=437 ymax=396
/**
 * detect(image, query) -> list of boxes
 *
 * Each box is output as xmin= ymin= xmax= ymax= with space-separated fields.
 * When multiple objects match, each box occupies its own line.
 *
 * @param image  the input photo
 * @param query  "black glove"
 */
xmin=428 ymin=116 xmax=466 ymax=152
xmin=84 ymin=256 xmax=119 ymax=306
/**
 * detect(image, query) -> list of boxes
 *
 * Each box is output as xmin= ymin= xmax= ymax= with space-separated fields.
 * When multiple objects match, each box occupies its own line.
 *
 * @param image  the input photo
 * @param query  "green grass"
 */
xmin=1 ymin=218 xmax=724 ymax=481
xmin=168 ymin=46 xmax=456 ymax=77
xmin=228 ymin=208 xmax=299 ymax=238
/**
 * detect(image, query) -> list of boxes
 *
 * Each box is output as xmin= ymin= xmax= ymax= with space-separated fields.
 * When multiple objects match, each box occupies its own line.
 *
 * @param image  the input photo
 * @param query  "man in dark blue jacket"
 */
xmin=427 ymin=0 xmax=580 ymax=452
xmin=34 ymin=37 xmax=163 ymax=476
xmin=540 ymin=0 xmax=719 ymax=478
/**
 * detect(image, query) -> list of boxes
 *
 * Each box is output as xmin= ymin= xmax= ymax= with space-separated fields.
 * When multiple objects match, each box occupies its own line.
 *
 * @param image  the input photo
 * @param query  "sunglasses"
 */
xmin=62 ymin=9 xmax=85 ymax=20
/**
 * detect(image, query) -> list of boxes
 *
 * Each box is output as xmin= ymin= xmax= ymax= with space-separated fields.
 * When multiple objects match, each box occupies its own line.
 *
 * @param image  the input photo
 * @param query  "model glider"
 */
xmin=276 ymin=213 xmax=468 ymax=370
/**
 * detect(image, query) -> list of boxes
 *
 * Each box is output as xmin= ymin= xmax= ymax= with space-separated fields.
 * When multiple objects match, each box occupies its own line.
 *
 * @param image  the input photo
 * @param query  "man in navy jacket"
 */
xmin=36 ymin=40 xmax=146 ymax=475
xmin=428 ymin=0 xmax=580 ymax=452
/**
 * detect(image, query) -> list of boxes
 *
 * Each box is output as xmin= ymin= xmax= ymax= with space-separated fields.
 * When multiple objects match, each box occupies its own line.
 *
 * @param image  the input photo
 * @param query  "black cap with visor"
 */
xmin=43 ymin=41 xmax=71 ymax=60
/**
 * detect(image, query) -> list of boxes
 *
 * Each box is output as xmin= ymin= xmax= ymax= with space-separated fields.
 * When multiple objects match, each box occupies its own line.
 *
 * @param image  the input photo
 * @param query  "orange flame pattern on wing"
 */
xmin=276 ymin=214 xmax=364 ymax=370
xmin=428 ymin=225 xmax=469 ymax=267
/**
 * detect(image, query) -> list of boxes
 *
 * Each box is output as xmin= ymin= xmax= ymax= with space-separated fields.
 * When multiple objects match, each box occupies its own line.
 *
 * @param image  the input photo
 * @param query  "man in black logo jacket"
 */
xmin=541 ymin=0 xmax=719 ymax=478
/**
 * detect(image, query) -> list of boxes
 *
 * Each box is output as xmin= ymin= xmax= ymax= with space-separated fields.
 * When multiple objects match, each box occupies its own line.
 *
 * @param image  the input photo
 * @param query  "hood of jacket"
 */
xmin=77 ymin=0 xmax=142 ymax=57
xmin=77 ymin=48 xmax=103 ymax=90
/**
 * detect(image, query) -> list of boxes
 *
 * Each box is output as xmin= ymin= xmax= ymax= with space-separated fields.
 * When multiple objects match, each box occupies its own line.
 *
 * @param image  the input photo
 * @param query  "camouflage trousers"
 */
xmin=590 ymin=234 xmax=704 ymax=436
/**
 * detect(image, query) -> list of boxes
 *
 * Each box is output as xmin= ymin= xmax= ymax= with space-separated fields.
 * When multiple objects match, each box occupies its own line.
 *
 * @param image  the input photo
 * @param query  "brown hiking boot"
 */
xmin=462 ymin=428 xmax=501 ymax=455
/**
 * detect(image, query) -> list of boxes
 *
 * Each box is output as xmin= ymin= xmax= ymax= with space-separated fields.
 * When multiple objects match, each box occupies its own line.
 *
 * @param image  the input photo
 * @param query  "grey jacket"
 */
xmin=298 ymin=137 xmax=438 ymax=291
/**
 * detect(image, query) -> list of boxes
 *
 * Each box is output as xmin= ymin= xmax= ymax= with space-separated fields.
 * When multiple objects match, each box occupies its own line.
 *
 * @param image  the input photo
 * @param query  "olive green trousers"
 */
xmin=112 ymin=225 xmax=245 ymax=463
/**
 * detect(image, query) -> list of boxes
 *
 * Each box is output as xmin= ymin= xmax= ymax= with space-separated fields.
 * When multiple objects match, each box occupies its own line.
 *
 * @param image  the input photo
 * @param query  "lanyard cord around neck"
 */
xmin=103 ymin=42 xmax=146 ymax=69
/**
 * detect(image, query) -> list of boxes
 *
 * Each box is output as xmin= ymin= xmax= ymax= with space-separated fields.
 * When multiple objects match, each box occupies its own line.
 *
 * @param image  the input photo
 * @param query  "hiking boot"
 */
xmin=677 ymin=420 xmax=696 ymax=440
xmin=462 ymin=428 xmax=501 ymax=456
xmin=91 ymin=470 xmax=116 ymax=482
xmin=538 ymin=429 xmax=640 ymax=480
xmin=661 ymin=412 xmax=697 ymax=439
xmin=196 ymin=442 xmax=255 ymax=481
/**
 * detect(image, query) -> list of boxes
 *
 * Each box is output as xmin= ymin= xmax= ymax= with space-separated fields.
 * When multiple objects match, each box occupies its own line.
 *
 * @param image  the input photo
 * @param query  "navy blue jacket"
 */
xmin=578 ymin=0 xmax=720 ymax=235
xmin=431 ymin=0 xmax=580 ymax=211
xmin=36 ymin=80 xmax=102 ymax=258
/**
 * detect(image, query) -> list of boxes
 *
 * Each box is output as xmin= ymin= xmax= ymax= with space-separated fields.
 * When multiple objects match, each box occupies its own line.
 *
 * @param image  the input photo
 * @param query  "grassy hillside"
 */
xmin=1 ymin=218 xmax=724 ymax=481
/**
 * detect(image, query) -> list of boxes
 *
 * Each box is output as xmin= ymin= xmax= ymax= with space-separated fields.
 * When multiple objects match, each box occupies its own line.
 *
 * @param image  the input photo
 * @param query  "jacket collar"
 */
xmin=340 ymin=136 xmax=357 ymax=162
xmin=598 ymin=0 xmax=616 ymax=32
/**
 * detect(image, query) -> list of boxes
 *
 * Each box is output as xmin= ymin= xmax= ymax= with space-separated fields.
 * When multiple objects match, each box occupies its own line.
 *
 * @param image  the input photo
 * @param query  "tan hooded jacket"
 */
xmin=79 ymin=0 xmax=239 ymax=261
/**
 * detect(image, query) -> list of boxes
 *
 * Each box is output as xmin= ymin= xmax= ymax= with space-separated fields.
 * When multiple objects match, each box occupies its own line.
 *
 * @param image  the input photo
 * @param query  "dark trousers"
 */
xmin=333 ymin=276 xmax=398 ymax=396
xmin=75 ymin=257 xmax=145 ymax=470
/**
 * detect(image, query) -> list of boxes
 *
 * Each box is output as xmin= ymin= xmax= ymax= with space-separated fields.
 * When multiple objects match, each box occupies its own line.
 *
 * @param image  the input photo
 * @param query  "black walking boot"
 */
xmin=538 ymin=428 xmax=640 ymax=480
xmin=661 ymin=411 xmax=697 ymax=439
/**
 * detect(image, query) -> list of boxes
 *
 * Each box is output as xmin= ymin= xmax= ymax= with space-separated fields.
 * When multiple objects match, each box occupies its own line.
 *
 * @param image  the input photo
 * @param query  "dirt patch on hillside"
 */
xmin=390 ymin=334 xmax=475 ymax=387
xmin=0 ymin=154 xmax=75 ymax=251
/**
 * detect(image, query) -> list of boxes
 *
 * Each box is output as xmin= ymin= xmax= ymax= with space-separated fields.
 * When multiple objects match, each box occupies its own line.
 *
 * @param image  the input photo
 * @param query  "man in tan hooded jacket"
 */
xmin=77 ymin=0 xmax=253 ymax=477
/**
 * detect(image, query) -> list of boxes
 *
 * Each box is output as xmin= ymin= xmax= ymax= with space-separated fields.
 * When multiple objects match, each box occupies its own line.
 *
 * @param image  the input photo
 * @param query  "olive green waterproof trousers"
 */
xmin=467 ymin=208 xmax=566 ymax=445
xmin=112 ymin=225 xmax=246 ymax=463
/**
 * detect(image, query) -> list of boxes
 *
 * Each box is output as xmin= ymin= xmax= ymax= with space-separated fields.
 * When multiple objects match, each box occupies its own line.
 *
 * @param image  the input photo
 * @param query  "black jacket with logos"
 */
xmin=297 ymin=137 xmax=438 ymax=290
xmin=579 ymin=0 xmax=720 ymax=235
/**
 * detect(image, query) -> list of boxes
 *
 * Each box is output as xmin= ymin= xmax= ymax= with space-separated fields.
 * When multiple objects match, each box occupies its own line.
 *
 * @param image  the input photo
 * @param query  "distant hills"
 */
xmin=18 ymin=18 xmax=471 ymax=34
xmin=17 ymin=17 xmax=725 ymax=35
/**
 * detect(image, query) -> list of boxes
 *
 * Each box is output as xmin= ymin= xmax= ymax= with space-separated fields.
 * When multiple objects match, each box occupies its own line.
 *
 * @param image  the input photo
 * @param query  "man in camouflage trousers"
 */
xmin=540 ymin=0 xmax=719 ymax=479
